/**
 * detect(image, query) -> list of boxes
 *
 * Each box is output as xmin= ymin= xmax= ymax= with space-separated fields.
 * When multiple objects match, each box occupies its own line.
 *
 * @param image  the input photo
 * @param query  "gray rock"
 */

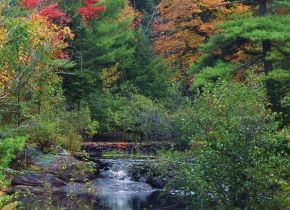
xmin=9 ymin=185 xmax=45 ymax=194
xmin=25 ymin=147 xmax=98 ymax=182
xmin=138 ymin=177 xmax=148 ymax=183
xmin=149 ymin=177 xmax=164 ymax=189
xmin=11 ymin=173 xmax=66 ymax=188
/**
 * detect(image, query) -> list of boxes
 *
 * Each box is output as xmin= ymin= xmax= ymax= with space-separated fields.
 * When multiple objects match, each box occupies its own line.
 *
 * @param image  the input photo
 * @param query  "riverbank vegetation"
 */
xmin=0 ymin=0 xmax=289 ymax=209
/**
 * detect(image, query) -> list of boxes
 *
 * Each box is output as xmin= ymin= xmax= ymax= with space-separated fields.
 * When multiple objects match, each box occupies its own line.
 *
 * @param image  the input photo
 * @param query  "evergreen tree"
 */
xmin=81 ymin=0 xmax=135 ymax=72
xmin=189 ymin=0 xmax=290 ymax=123
xmin=128 ymin=30 xmax=171 ymax=98
xmin=64 ymin=0 xmax=135 ymax=106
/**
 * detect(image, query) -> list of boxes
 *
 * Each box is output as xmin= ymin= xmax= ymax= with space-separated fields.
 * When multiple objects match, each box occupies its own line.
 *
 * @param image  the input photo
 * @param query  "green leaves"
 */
xmin=260 ymin=69 xmax=290 ymax=81
xmin=191 ymin=61 xmax=235 ymax=88
xmin=154 ymin=81 xmax=289 ymax=209
xmin=219 ymin=15 xmax=290 ymax=42
xmin=0 ymin=136 xmax=26 ymax=168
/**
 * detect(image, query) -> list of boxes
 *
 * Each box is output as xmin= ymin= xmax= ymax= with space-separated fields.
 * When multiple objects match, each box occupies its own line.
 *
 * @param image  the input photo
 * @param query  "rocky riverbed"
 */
xmin=8 ymin=145 xmax=186 ymax=210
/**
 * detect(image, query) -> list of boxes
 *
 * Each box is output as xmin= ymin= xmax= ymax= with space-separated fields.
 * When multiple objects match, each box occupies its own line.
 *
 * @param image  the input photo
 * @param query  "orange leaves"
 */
xmin=131 ymin=9 xmax=143 ymax=29
xmin=0 ymin=64 xmax=13 ymax=91
xmin=151 ymin=0 xmax=250 ymax=74
xmin=27 ymin=14 xmax=74 ymax=60
xmin=28 ymin=14 xmax=51 ymax=47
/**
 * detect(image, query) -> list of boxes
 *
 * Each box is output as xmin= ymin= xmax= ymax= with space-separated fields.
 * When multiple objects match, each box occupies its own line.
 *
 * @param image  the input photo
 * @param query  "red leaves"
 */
xmin=19 ymin=0 xmax=104 ymax=25
xmin=38 ymin=3 xmax=69 ymax=24
xmin=83 ymin=0 xmax=99 ymax=5
xmin=19 ymin=0 xmax=41 ymax=10
xmin=77 ymin=0 xmax=104 ymax=24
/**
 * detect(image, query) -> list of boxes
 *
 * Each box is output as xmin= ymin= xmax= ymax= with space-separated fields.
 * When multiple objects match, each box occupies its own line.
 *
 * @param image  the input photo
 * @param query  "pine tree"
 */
xmin=189 ymin=0 xmax=290 ymax=122
xmin=128 ymin=30 xmax=171 ymax=98
xmin=64 ymin=0 xmax=135 ymax=106
xmin=81 ymin=0 xmax=135 ymax=72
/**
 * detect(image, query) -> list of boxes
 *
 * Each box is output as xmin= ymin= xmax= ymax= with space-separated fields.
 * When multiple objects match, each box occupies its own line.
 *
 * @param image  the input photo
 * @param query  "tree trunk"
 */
xmin=259 ymin=0 xmax=273 ymax=74
xmin=259 ymin=0 xmax=276 ymax=110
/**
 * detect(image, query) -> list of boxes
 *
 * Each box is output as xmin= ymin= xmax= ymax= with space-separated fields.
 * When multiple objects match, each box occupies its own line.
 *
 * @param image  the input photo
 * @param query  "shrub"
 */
xmin=0 ymin=136 xmax=26 ymax=168
xmin=121 ymin=94 xmax=172 ymax=141
xmin=23 ymin=105 xmax=98 ymax=152
xmin=90 ymin=87 xmax=172 ymax=141
xmin=0 ymin=136 xmax=26 ymax=209
xmin=154 ymin=81 xmax=289 ymax=209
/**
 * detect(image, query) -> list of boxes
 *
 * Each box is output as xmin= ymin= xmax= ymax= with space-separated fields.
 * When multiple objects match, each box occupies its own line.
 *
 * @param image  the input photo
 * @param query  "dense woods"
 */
xmin=0 ymin=0 xmax=289 ymax=209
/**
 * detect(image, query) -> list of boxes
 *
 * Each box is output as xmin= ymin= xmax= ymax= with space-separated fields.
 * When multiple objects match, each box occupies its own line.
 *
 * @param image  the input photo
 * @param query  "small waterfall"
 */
xmin=99 ymin=159 xmax=133 ymax=181
xmin=18 ymin=157 xmax=186 ymax=210
xmin=95 ymin=159 xmax=156 ymax=210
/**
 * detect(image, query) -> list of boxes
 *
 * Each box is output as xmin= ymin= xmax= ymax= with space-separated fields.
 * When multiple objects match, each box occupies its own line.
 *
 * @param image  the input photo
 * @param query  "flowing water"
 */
xmin=19 ymin=158 xmax=186 ymax=210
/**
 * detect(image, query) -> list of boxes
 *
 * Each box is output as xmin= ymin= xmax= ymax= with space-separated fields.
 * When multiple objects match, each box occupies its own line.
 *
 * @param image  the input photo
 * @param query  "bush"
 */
xmin=154 ymin=81 xmax=289 ymax=209
xmin=0 ymin=136 xmax=26 ymax=209
xmin=23 ymin=105 xmax=98 ymax=152
xmin=121 ymin=94 xmax=172 ymax=141
xmin=90 ymin=86 xmax=172 ymax=141
xmin=0 ymin=136 xmax=26 ymax=168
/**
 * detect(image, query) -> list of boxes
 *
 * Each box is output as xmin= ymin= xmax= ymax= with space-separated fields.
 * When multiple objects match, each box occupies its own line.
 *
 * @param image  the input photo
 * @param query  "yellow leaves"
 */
xmin=101 ymin=65 xmax=122 ymax=88
xmin=18 ymin=46 xmax=31 ymax=65
xmin=27 ymin=14 xmax=52 ymax=48
xmin=118 ymin=5 xmax=134 ymax=21
xmin=187 ymin=33 xmax=205 ymax=48
xmin=0 ymin=28 xmax=6 ymax=48
xmin=0 ymin=2 xmax=6 ymax=23
xmin=61 ymin=27 xmax=75 ymax=40
xmin=0 ymin=64 xmax=14 ymax=91
xmin=26 ymin=13 xmax=74 ymax=60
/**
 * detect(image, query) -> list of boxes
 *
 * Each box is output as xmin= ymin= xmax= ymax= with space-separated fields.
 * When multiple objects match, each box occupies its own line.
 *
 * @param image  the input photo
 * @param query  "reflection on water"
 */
xmin=18 ymin=159 xmax=186 ymax=210
xmin=92 ymin=178 xmax=155 ymax=210
xmin=19 ymin=188 xmax=184 ymax=210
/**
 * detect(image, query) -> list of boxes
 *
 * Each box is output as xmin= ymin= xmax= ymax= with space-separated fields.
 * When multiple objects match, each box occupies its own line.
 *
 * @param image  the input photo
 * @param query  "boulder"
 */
xmin=137 ymin=176 xmax=164 ymax=189
xmin=11 ymin=173 xmax=66 ymax=188
xmin=138 ymin=177 xmax=148 ymax=183
xmin=25 ymin=147 xmax=98 ymax=182
xmin=149 ymin=177 xmax=164 ymax=189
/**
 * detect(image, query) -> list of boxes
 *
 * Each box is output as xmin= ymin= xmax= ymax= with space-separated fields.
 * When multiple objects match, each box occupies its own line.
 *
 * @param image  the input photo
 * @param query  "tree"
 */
xmin=156 ymin=81 xmax=289 ymax=209
xmin=128 ymin=30 xmax=172 ymax=98
xmin=151 ymin=0 xmax=249 ymax=79
xmin=64 ymin=0 xmax=135 ymax=106
xmin=0 ymin=1 xmax=74 ymax=124
xmin=189 ymin=0 xmax=290 ymax=123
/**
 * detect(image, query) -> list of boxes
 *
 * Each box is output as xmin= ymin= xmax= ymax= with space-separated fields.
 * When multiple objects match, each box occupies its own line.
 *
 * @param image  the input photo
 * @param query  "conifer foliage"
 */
xmin=189 ymin=0 xmax=290 ymax=119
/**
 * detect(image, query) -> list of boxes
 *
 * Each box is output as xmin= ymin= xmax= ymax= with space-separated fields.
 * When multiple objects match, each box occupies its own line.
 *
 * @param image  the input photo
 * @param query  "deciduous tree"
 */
xmin=151 ymin=0 xmax=249 ymax=79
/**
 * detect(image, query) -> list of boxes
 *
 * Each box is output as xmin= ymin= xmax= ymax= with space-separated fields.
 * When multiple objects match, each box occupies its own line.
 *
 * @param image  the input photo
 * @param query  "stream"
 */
xmin=18 ymin=158 xmax=186 ymax=210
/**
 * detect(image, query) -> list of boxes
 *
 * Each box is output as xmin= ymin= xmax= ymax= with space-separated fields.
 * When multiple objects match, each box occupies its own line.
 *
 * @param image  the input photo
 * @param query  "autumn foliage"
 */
xmin=151 ymin=0 xmax=249 ymax=75
xmin=38 ymin=3 xmax=69 ymax=24
xmin=19 ymin=0 xmax=41 ymax=10
xmin=77 ymin=0 xmax=104 ymax=24
xmin=0 ymin=1 xmax=75 ymax=111
xmin=19 ymin=0 xmax=104 ymax=25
